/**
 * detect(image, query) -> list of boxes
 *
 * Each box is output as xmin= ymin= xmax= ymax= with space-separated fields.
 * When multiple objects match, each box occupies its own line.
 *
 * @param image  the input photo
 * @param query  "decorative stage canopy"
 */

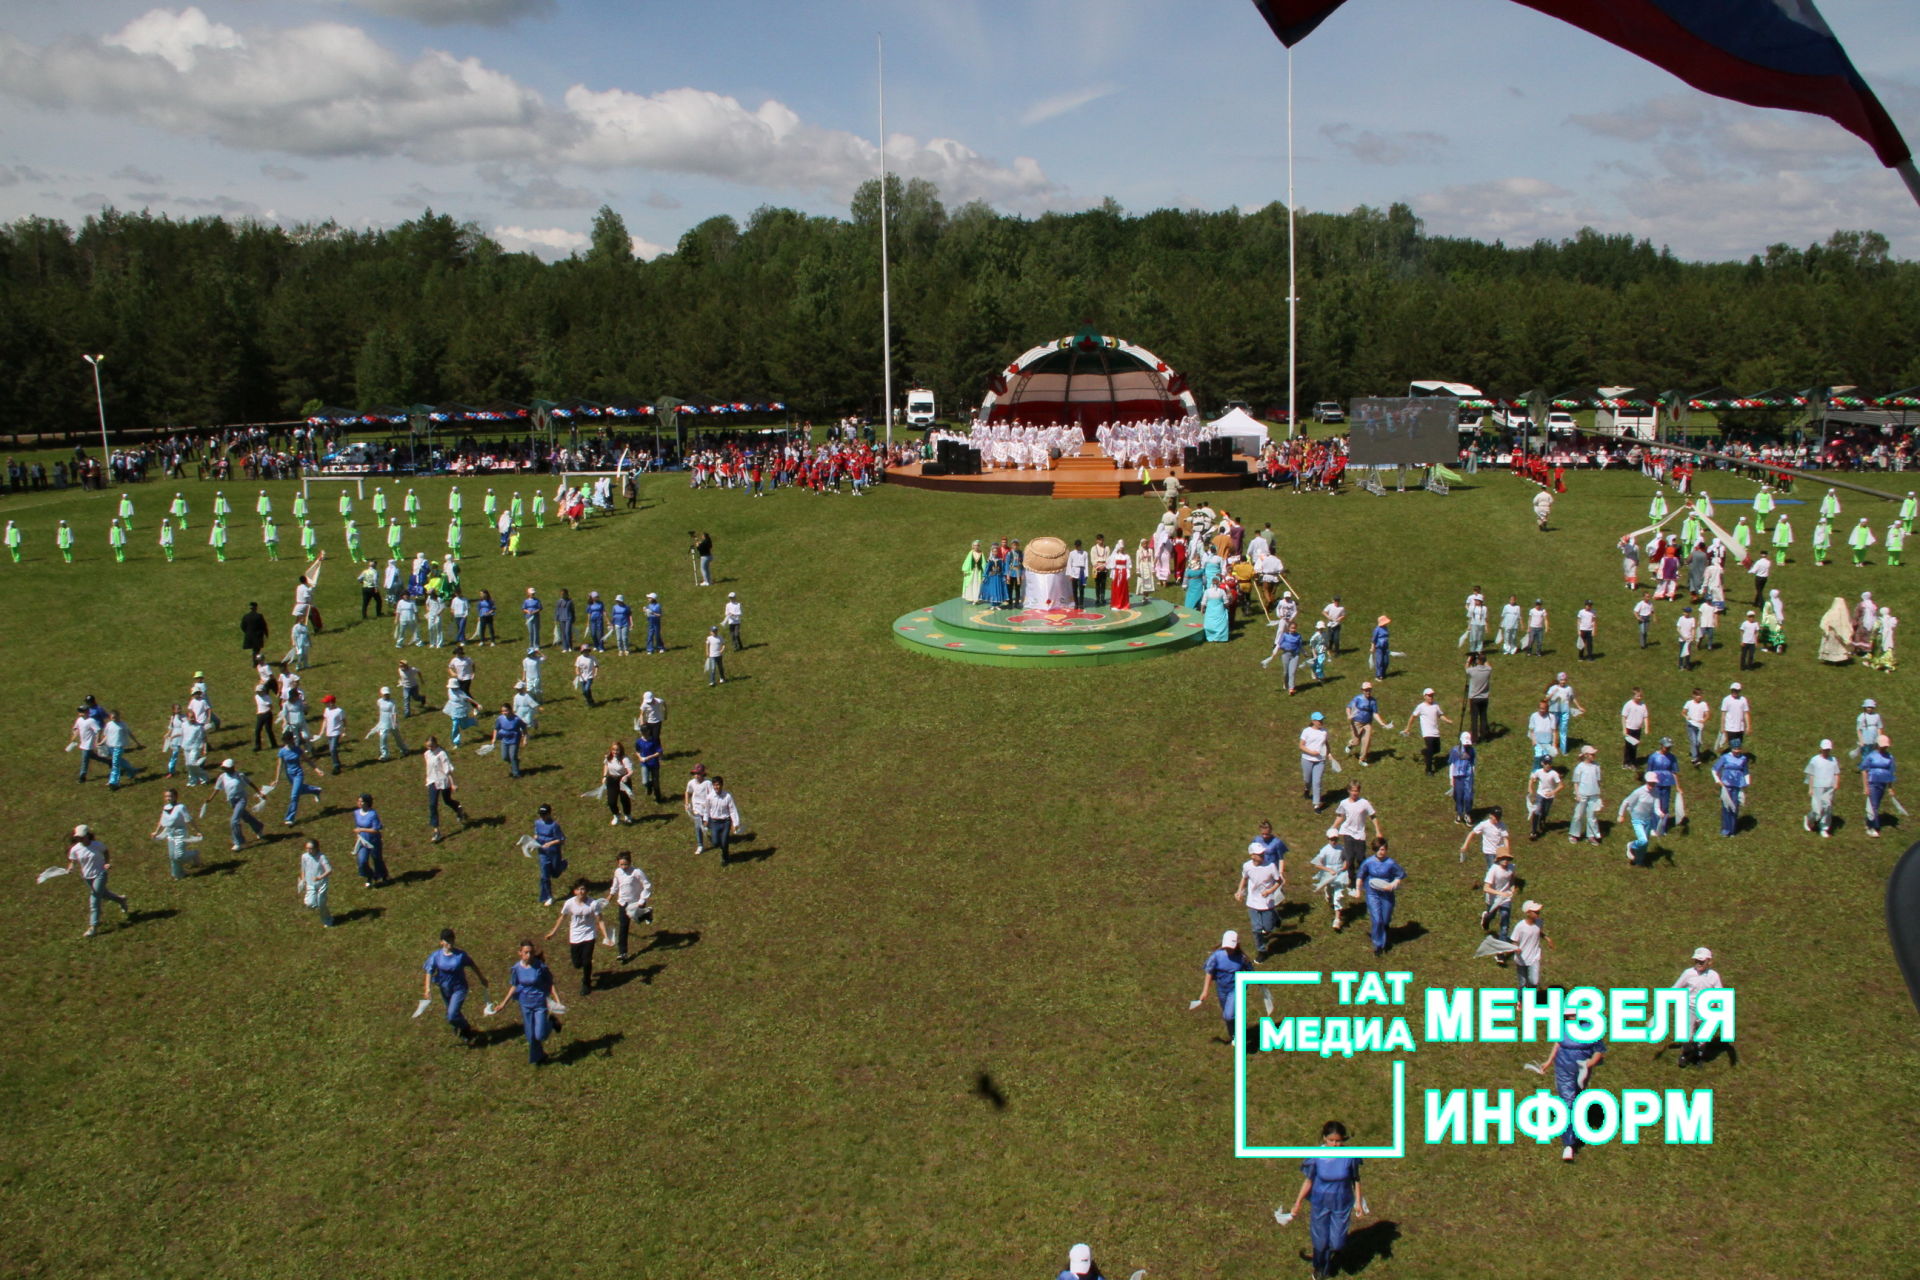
xmin=979 ymin=327 xmax=1199 ymax=435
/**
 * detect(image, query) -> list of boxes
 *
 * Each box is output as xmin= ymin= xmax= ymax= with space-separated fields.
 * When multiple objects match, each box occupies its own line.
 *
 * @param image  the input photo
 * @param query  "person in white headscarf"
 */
xmin=1818 ymin=597 xmax=1853 ymax=663
xmin=1760 ymin=589 xmax=1786 ymax=652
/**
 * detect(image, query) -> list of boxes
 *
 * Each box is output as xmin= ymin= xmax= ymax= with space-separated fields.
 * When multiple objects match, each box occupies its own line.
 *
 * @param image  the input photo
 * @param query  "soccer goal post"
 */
xmin=301 ymin=474 xmax=365 ymax=503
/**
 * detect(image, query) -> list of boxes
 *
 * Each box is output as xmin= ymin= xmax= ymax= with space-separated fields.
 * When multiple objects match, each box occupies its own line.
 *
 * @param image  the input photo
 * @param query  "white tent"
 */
xmin=1208 ymin=406 xmax=1270 ymax=455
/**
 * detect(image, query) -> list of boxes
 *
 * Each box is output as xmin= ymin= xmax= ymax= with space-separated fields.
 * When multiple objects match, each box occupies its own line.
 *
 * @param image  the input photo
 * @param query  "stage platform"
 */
xmin=885 ymin=444 xmax=1253 ymax=499
xmin=892 ymin=595 xmax=1207 ymax=667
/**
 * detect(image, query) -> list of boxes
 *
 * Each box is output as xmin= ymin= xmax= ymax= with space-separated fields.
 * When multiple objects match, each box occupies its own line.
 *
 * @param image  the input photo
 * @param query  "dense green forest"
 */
xmin=2 ymin=177 xmax=1915 ymax=435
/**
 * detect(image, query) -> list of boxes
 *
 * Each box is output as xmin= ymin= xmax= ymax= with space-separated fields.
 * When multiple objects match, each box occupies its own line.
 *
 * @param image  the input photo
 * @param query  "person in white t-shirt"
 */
xmin=320 ymin=695 xmax=347 ymax=775
xmin=544 ymin=879 xmax=609 ymax=997
xmin=1234 ymin=842 xmax=1284 ymax=958
xmin=1737 ymin=610 xmax=1761 ymax=671
xmin=1527 ymin=762 xmax=1564 ymax=840
xmin=1632 ymin=592 xmax=1656 ymax=648
xmin=1333 ymin=782 xmax=1381 ymax=902
xmin=573 ymin=646 xmax=600 ymax=707
xmin=1719 ymin=683 xmax=1753 ymax=749
xmin=1681 ymin=689 xmax=1713 ymax=765
xmin=1480 ymin=850 xmax=1516 ymax=944
xmin=70 ymin=710 xmax=109 ymax=783
xmin=1460 ymin=808 xmax=1511 ymax=869
xmin=1574 ymin=601 xmax=1597 ymax=662
xmin=1298 ymin=712 xmax=1331 ymax=810
xmin=1402 ymin=688 xmax=1454 ymax=776
xmin=1509 ymin=900 xmax=1549 ymax=989
xmin=1619 ymin=688 xmax=1651 ymax=772
xmin=684 ymin=763 xmax=715 ymax=854
xmin=607 ymin=851 xmax=654 ymax=962
xmin=1671 ymin=946 xmax=1724 ymax=1067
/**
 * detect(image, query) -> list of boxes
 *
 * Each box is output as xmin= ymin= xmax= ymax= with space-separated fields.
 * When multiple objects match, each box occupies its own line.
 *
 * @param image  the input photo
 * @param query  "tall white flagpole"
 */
xmin=1287 ymin=46 xmax=1298 ymax=442
xmin=878 ymin=33 xmax=893 ymax=452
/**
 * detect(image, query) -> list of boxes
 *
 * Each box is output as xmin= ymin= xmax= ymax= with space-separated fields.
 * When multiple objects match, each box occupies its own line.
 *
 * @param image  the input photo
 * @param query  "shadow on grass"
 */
xmin=553 ymin=1032 xmax=623 ymax=1064
xmin=639 ymin=928 xmax=701 ymax=953
xmin=390 ymin=867 xmax=440 ymax=885
xmin=517 ymin=763 xmax=562 ymax=776
xmin=196 ymin=859 xmax=246 ymax=876
xmin=973 ymin=1071 xmax=1008 ymax=1110
xmin=465 ymin=815 xmax=508 ymax=830
xmin=130 ymin=908 xmax=181 ymax=925
xmin=596 ymin=963 xmax=665 ymax=991
xmin=725 ymin=843 xmax=776 ymax=864
xmin=1342 ymin=1219 xmax=1401 ymax=1273
xmin=332 ymin=906 xmax=386 ymax=926
xmin=1384 ymin=920 xmax=1428 ymax=948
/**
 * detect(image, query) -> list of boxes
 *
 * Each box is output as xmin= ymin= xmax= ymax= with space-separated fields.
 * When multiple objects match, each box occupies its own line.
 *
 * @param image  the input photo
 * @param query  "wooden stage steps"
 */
xmin=1051 ymin=447 xmax=1123 ymax=499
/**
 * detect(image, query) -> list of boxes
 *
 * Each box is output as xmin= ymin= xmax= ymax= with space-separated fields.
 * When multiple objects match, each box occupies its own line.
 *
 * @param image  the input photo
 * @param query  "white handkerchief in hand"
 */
xmin=64 ymin=742 xmax=77 ymax=753
xmin=185 ymin=834 xmax=203 ymax=844
xmin=1522 ymin=1060 xmax=1546 ymax=1074
xmin=1474 ymin=936 xmax=1520 ymax=958
xmin=474 ymin=743 xmax=495 ymax=756
xmin=1188 ymin=999 xmax=1204 ymax=1010
xmin=483 ymin=1002 xmax=498 ymax=1017
xmin=37 ymin=866 xmax=71 ymax=883
xmin=1273 ymin=1209 xmax=1294 ymax=1226
xmin=198 ymin=800 xmax=210 ymax=818
xmin=1359 ymin=1197 xmax=1371 ymax=1215
xmin=547 ymin=998 xmax=568 ymax=1016
xmin=1263 ymin=990 xmax=1275 ymax=1016
xmin=412 ymin=999 xmax=432 ymax=1019
xmin=517 ymin=835 xmax=539 ymax=858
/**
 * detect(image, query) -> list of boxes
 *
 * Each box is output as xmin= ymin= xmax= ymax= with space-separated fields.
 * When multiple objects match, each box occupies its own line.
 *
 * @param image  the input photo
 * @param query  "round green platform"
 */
xmin=892 ymin=596 xmax=1208 ymax=667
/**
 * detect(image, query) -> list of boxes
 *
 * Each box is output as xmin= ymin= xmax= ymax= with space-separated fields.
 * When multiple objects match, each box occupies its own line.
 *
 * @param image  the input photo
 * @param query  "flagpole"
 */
xmin=878 ymin=33 xmax=893 ymax=452
xmin=1899 ymin=159 xmax=1920 ymax=211
xmin=1287 ymin=46 xmax=1298 ymax=442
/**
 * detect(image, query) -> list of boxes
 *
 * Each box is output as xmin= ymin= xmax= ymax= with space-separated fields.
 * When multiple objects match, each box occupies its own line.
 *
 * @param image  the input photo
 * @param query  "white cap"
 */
xmin=1730 ymin=681 xmax=1741 ymax=690
xmin=1326 ymin=827 xmax=1340 ymax=840
xmin=1820 ymin=739 xmax=1833 ymax=750
xmin=1460 ymin=732 xmax=1472 ymax=744
xmin=1422 ymin=687 xmax=1435 ymax=696
xmin=72 ymin=823 xmax=90 ymax=838
xmin=1069 ymin=1245 xmax=1092 ymax=1276
xmin=1692 ymin=947 xmax=1713 ymax=961
xmin=1221 ymin=930 xmax=1239 ymax=948
xmin=1645 ymin=771 xmax=1660 ymax=784
xmin=728 ymin=591 xmax=737 ymax=598
xmin=1248 ymin=841 xmax=1267 ymax=856
xmin=1557 ymin=671 xmax=1568 ymax=680
xmin=647 ymin=592 xmax=657 ymax=599
xmin=379 ymin=686 xmax=391 ymax=695
xmin=1522 ymin=900 xmax=1543 ymax=913
xmin=220 ymin=758 xmax=235 ymax=769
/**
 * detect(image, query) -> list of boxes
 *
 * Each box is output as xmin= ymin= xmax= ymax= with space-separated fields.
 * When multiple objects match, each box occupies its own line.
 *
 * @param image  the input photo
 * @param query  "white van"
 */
xmin=905 ymin=388 xmax=936 ymax=428
xmin=1546 ymin=411 xmax=1578 ymax=437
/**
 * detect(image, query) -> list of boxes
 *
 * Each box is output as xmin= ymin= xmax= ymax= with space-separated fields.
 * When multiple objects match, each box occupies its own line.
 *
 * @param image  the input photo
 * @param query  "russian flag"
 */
xmin=1253 ymin=0 xmax=1911 ymax=169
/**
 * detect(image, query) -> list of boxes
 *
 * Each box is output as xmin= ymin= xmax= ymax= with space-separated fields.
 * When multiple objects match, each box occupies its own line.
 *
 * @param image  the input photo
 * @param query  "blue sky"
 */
xmin=1 ymin=0 xmax=1915 ymax=260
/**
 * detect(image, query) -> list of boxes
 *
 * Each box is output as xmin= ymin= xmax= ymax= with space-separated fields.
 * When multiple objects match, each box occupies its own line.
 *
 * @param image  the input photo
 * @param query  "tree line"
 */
xmin=1 ymin=180 xmax=1915 ymax=438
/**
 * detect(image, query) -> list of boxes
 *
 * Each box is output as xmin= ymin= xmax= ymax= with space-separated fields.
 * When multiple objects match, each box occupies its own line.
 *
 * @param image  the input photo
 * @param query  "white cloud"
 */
xmin=2 ymin=8 xmax=560 ymax=162
xmin=492 ymin=224 xmax=586 ymax=257
xmin=0 ymin=9 xmax=1062 ymax=211
xmin=1413 ymin=176 xmax=1591 ymax=244
xmin=330 ymin=0 xmax=553 ymax=27
xmin=563 ymin=85 xmax=1059 ymax=207
xmin=1321 ymin=123 xmax=1449 ymax=166
xmin=1020 ymin=84 xmax=1117 ymax=127
xmin=630 ymin=235 xmax=668 ymax=260
xmin=476 ymin=162 xmax=599 ymax=210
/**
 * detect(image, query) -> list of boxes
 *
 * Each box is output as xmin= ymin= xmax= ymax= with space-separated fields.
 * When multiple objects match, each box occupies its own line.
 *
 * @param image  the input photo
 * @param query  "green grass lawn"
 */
xmin=1 ymin=466 xmax=1915 ymax=1279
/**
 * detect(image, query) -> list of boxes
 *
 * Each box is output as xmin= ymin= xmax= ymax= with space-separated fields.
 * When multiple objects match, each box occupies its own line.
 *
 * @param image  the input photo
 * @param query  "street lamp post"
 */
xmin=82 ymin=354 xmax=109 ymax=463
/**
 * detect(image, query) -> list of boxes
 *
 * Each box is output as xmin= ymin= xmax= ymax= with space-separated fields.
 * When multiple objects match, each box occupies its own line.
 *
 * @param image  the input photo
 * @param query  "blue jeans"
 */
xmin=283 ymin=773 xmax=323 ymax=824
xmin=108 ymin=747 xmax=138 ymax=787
xmin=1366 ymin=891 xmax=1395 ymax=950
xmin=501 ymin=740 xmax=522 ymax=777
xmin=589 ymin=619 xmax=606 ymax=650
xmin=1301 ymin=755 xmax=1325 ymax=808
xmin=229 ymin=800 xmax=264 ymax=848
xmin=1452 ymin=776 xmax=1474 ymax=820
xmin=538 ymin=854 xmax=565 ymax=902
xmin=520 ymin=1005 xmax=551 ymax=1063
xmin=438 ymin=983 xmax=470 ymax=1034
xmin=1282 ymin=652 xmax=1299 ymax=691
xmin=646 ymin=619 xmax=663 ymax=653
xmin=1720 ymin=789 xmax=1743 ymax=836
xmin=706 ymin=655 xmax=725 ymax=686
xmin=455 ymin=616 xmax=469 ymax=643
xmin=355 ymin=836 xmax=389 ymax=883
xmin=526 ymin=614 xmax=541 ymax=646
xmin=556 ymin=620 xmax=574 ymax=650
xmin=1686 ymin=723 xmax=1703 ymax=762
xmin=710 ymin=816 xmax=734 ymax=861
xmin=699 ymin=554 xmax=712 ymax=585
xmin=1246 ymin=905 xmax=1277 ymax=951
xmin=576 ymin=679 xmax=595 ymax=707
xmin=1482 ymin=894 xmax=1511 ymax=939
xmin=1868 ymin=782 xmax=1889 ymax=831
xmin=614 ymin=623 xmax=631 ymax=653
xmin=85 ymin=872 xmax=128 ymax=929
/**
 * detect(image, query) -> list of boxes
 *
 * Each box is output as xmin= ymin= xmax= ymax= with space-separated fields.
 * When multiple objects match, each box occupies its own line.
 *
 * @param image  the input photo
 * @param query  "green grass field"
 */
xmin=1 ymin=464 xmax=1915 ymax=1279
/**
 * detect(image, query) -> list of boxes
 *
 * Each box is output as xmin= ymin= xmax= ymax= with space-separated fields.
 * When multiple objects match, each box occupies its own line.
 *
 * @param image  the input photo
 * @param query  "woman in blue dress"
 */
xmin=495 ymin=940 xmax=560 ymax=1065
xmin=1183 ymin=555 xmax=1207 ymax=610
xmin=1202 ymin=581 xmax=1231 ymax=643
xmin=980 ymin=541 xmax=1010 ymax=607
xmin=420 ymin=928 xmax=489 ymax=1046
xmin=1284 ymin=1120 xmax=1365 ymax=1280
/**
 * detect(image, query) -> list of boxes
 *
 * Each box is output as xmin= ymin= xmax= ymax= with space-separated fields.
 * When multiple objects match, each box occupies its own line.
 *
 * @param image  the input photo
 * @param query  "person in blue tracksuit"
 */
xmin=1544 ymin=1026 xmax=1608 ymax=1162
xmin=1285 ymin=1120 xmax=1366 ymax=1280
xmin=533 ymin=804 xmax=567 ymax=904
xmin=1711 ymin=745 xmax=1751 ymax=837
xmin=271 ymin=733 xmax=324 ymax=826
xmin=611 ymin=594 xmax=634 ymax=654
xmin=352 ymin=794 xmax=391 ymax=887
xmin=586 ymin=591 xmax=608 ymax=651
xmin=1447 ymin=732 xmax=1476 ymax=822
xmin=420 ymin=928 xmax=489 ymax=1046
xmin=1193 ymin=929 xmax=1253 ymax=1047
xmin=496 ymin=940 xmax=559 ymax=1065
xmin=1355 ymin=837 xmax=1406 ymax=956
xmin=1859 ymin=735 xmax=1897 ymax=836
xmin=644 ymin=593 xmax=664 ymax=653
xmin=1370 ymin=615 xmax=1392 ymax=680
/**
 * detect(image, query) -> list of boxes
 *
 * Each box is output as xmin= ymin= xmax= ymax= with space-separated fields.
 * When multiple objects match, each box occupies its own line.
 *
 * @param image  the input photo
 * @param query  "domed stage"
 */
xmin=892 ymin=596 xmax=1207 ymax=667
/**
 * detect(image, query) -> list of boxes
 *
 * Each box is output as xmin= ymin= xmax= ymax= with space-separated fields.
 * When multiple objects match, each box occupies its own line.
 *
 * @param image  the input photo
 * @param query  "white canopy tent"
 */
xmin=1207 ymin=406 xmax=1270 ymax=455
